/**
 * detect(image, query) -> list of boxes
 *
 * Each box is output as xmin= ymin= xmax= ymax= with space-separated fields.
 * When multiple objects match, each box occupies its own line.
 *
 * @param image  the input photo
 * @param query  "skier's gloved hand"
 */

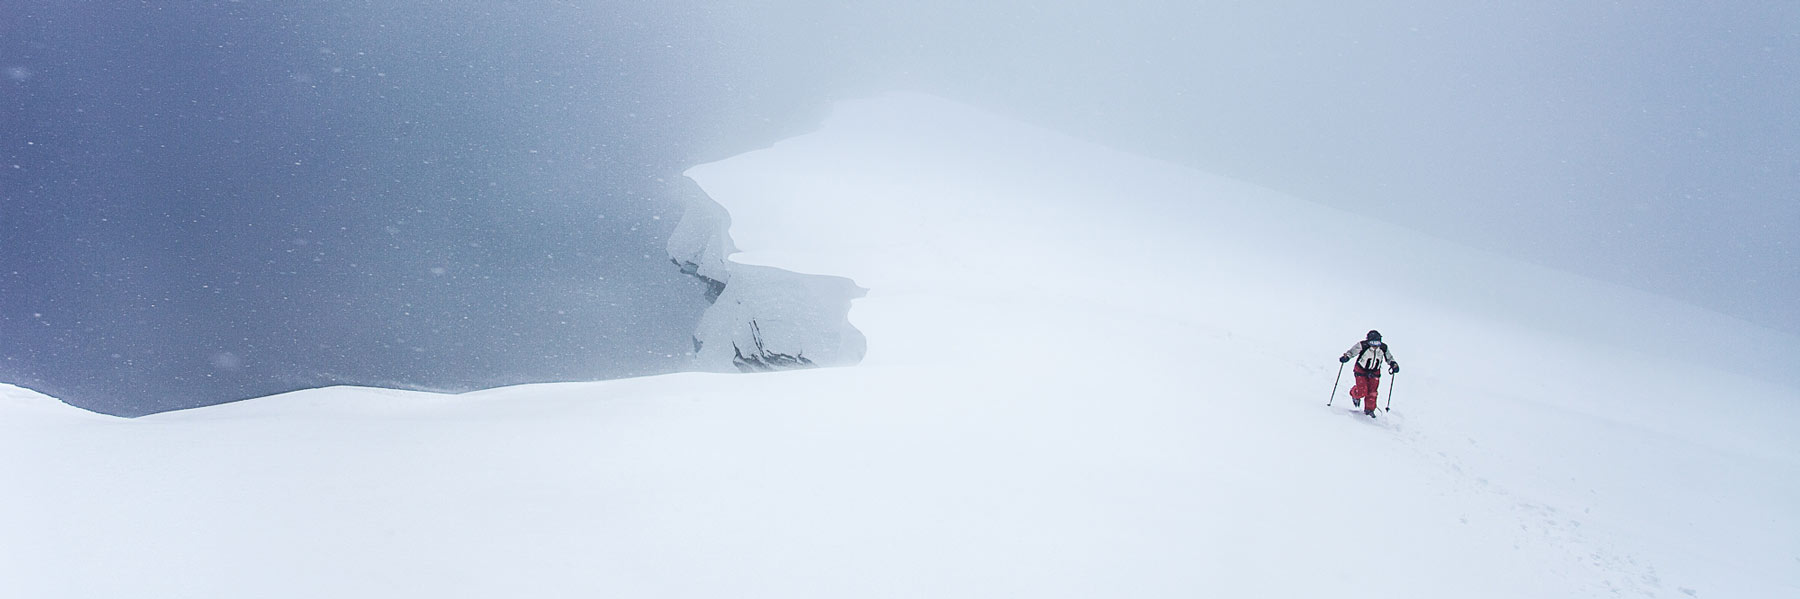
xmin=1389 ymin=364 xmax=1400 ymax=374
xmin=1339 ymin=355 xmax=1350 ymax=363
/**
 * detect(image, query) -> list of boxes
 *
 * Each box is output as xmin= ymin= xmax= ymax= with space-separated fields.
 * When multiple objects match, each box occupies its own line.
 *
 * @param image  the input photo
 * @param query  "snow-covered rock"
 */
xmin=665 ymin=180 xmax=736 ymax=292
xmin=668 ymin=178 xmax=867 ymax=372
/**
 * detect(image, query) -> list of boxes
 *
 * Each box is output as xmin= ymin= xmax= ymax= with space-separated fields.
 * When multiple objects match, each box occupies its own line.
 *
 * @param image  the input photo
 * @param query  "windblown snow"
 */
xmin=3 ymin=94 xmax=1795 ymax=598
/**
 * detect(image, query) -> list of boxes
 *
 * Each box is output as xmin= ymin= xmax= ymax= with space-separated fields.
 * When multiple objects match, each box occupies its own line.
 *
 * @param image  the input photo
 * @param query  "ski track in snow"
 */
xmin=1387 ymin=411 xmax=1664 ymax=598
xmin=1298 ymin=359 xmax=1671 ymax=598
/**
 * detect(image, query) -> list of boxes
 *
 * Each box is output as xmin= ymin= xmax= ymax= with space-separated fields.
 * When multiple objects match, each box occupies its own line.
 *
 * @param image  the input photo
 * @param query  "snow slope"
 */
xmin=4 ymin=94 xmax=1796 ymax=598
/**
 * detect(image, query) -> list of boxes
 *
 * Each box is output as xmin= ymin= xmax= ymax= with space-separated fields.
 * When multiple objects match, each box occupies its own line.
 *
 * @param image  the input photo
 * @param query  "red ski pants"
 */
xmin=1351 ymin=368 xmax=1382 ymax=410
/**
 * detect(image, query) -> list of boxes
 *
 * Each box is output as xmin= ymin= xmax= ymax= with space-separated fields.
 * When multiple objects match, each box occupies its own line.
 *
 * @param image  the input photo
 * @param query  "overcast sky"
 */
xmin=726 ymin=1 xmax=1797 ymax=334
xmin=3 ymin=1 xmax=1794 ymax=413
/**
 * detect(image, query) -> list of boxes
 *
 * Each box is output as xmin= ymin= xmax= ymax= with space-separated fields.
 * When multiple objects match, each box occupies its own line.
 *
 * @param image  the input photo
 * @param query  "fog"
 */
xmin=739 ymin=1 xmax=1797 ymax=333
xmin=2 ymin=2 xmax=771 ymax=415
xmin=3 ymin=1 xmax=1794 ymax=414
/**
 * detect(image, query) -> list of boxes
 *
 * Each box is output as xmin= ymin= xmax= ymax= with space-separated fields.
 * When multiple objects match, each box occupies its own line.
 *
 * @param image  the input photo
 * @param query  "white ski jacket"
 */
xmin=1342 ymin=340 xmax=1398 ymax=375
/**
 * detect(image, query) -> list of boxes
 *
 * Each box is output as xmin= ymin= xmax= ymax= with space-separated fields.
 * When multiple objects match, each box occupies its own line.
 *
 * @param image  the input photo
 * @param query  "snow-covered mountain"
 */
xmin=3 ymin=94 xmax=1795 ymax=598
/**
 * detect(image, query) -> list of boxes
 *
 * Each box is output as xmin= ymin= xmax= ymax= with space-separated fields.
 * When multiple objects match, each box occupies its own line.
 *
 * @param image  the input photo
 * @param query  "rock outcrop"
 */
xmin=666 ymin=179 xmax=866 ymax=373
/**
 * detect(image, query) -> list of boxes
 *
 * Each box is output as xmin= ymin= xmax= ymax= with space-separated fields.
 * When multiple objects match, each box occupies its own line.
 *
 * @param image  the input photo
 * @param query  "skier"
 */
xmin=1339 ymin=330 xmax=1399 ymax=416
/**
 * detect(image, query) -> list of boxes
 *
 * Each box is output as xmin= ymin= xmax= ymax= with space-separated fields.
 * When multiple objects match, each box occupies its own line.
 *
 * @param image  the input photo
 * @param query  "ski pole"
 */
xmin=1327 ymin=361 xmax=1345 ymax=406
xmin=1385 ymin=373 xmax=1398 ymax=412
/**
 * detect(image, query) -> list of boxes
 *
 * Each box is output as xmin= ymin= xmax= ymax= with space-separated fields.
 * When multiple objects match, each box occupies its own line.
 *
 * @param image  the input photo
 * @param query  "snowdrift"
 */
xmin=3 ymin=94 xmax=1795 ymax=598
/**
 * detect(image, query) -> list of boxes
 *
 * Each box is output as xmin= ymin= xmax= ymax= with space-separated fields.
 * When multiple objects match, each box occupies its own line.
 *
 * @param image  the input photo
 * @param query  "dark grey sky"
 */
xmin=0 ymin=2 xmax=815 ymax=415
xmin=3 ymin=2 xmax=1794 ymax=414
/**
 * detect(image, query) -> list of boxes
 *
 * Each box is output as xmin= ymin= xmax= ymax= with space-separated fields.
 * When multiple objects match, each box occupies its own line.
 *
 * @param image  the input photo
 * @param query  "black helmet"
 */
xmin=1366 ymin=330 xmax=1382 ymax=342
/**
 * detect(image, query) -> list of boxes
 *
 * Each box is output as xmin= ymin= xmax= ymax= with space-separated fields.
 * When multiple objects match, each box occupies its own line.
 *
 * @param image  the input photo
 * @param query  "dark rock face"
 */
xmin=731 ymin=320 xmax=818 ymax=373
